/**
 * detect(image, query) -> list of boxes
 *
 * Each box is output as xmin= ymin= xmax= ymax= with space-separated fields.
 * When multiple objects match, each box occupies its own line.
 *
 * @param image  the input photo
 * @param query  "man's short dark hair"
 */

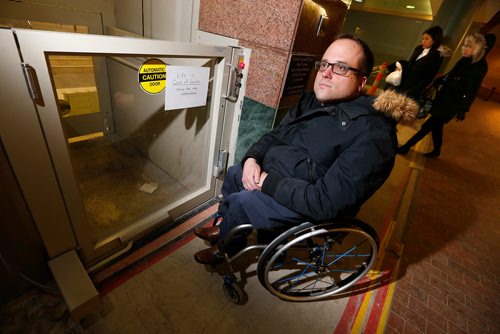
xmin=334 ymin=34 xmax=374 ymax=77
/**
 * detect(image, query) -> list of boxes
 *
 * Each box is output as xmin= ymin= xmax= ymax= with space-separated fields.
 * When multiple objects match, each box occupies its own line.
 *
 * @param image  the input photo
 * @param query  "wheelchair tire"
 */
xmin=257 ymin=218 xmax=379 ymax=302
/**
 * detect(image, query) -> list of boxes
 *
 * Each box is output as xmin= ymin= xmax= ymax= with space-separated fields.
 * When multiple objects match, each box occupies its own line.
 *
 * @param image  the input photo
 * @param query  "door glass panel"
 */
xmin=51 ymin=54 xmax=99 ymax=118
xmin=47 ymin=54 xmax=217 ymax=244
xmin=0 ymin=18 xmax=102 ymax=135
xmin=50 ymin=54 xmax=103 ymax=138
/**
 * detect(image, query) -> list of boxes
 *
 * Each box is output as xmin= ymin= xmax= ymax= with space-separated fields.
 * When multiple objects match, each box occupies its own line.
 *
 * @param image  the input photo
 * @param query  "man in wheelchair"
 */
xmin=194 ymin=34 xmax=418 ymax=265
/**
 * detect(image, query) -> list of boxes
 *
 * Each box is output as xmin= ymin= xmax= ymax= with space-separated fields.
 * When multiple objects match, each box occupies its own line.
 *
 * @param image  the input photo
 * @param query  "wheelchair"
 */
xmin=209 ymin=216 xmax=379 ymax=304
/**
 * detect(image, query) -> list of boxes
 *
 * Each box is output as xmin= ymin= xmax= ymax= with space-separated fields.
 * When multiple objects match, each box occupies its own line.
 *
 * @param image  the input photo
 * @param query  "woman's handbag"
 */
xmin=416 ymin=86 xmax=437 ymax=119
xmin=385 ymin=61 xmax=402 ymax=86
xmin=417 ymin=98 xmax=433 ymax=119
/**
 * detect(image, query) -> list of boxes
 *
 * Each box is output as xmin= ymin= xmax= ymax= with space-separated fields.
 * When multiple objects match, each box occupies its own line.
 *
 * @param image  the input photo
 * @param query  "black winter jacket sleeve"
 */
xmin=263 ymin=123 xmax=396 ymax=220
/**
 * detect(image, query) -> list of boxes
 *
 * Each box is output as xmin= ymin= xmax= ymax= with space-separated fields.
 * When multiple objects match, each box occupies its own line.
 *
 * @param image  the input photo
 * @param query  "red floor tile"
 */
xmin=390 ymin=99 xmax=500 ymax=333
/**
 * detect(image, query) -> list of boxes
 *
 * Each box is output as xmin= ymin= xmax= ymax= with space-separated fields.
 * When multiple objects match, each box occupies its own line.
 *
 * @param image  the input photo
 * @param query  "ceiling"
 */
xmin=347 ymin=0 xmax=434 ymax=19
xmin=346 ymin=0 xmax=500 ymax=25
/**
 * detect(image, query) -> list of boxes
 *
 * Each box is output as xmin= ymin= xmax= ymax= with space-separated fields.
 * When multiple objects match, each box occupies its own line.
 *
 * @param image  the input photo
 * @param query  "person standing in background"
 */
xmin=387 ymin=26 xmax=449 ymax=101
xmin=397 ymin=33 xmax=492 ymax=158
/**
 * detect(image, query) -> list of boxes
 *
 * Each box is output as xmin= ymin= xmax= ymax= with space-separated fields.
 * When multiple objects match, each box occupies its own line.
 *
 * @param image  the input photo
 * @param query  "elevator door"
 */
xmin=1 ymin=28 xmax=239 ymax=266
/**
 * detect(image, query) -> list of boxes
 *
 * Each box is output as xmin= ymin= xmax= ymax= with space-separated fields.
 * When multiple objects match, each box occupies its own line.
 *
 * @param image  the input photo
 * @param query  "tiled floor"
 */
xmin=0 ymin=99 xmax=499 ymax=333
xmin=385 ymin=98 xmax=500 ymax=334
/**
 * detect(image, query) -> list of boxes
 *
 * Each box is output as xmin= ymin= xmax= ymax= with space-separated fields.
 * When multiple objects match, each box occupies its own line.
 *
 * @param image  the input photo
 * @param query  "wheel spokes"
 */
xmin=268 ymin=235 xmax=373 ymax=295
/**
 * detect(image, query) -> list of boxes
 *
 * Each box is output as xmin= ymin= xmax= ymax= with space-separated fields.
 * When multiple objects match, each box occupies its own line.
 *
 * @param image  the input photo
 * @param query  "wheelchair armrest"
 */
xmin=225 ymin=224 xmax=253 ymax=242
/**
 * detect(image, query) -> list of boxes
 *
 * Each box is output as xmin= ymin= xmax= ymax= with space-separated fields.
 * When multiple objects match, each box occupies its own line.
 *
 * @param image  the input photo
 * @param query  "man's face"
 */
xmin=313 ymin=39 xmax=367 ymax=103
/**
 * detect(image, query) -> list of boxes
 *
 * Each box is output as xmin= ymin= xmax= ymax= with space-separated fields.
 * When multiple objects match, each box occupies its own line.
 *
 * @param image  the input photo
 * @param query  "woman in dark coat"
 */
xmin=388 ymin=26 xmax=447 ymax=100
xmin=397 ymin=33 xmax=489 ymax=157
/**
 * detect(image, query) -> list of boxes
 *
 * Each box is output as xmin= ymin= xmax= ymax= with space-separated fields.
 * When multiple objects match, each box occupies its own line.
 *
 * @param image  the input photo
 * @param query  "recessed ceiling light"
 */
xmin=406 ymin=5 xmax=415 ymax=9
xmin=355 ymin=0 xmax=363 ymax=3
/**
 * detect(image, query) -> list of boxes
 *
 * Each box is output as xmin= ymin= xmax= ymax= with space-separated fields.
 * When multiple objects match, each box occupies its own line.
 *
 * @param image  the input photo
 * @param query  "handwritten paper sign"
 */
xmin=165 ymin=66 xmax=210 ymax=110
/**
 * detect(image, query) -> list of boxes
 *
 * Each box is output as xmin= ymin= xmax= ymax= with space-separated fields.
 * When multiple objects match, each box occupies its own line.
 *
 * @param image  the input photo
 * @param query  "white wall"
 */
xmin=114 ymin=0 xmax=143 ymax=36
xmin=12 ymin=0 xmax=115 ymax=29
xmin=151 ymin=0 xmax=195 ymax=41
xmin=342 ymin=10 xmax=431 ymax=66
xmin=113 ymin=0 xmax=198 ymax=42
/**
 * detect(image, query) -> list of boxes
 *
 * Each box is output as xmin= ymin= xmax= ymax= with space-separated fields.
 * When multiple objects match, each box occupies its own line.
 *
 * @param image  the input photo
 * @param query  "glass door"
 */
xmin=0 ymin=2 xmax=112 ymax=142
xmin=10 ymin=28 xmax=234 ymax=265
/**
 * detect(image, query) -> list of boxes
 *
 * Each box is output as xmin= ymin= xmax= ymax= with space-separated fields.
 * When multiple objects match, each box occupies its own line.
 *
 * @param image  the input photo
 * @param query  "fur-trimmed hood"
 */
xmin=463 ymin=33 xmax=487 ymax=63
xmin=437 ymin=45 xmax=453 ymax=58
xmin=372 ymin=89 xmax=420 ymax=123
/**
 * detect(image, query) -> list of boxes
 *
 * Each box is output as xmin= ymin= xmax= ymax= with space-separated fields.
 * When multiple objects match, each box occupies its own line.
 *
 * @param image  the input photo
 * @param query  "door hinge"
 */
xmin=21 ymin=63 xmax=44 ymax=106
xmin=213 ymin=149 xmax=229 ymax=178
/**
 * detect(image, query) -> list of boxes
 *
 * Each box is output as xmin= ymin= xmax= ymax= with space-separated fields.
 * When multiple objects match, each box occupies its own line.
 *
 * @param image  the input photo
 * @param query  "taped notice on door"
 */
xmin=165 ymin=66 xmax=210 ymax=110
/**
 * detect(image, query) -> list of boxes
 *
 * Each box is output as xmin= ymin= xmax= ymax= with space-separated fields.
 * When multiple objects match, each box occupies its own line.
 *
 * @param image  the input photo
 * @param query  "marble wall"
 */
xmin=293 ymin=0 xmax=347 ymax=55
xmin=198 ymin=0 xmax=303 ymax=162
xmin=199 ymin=0 xmax=302 ymax=107
xmin=234 ymin=97 xmax=276 ymax=162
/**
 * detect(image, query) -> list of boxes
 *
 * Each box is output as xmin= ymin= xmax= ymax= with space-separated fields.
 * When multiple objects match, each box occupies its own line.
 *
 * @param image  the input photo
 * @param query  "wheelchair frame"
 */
xmin=215 ymin=217 xmax=379 ymax=304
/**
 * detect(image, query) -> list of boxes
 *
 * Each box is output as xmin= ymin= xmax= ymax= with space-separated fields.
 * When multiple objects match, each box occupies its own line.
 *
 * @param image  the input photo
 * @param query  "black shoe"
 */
xmin=424 ymin=151 xmax=440 ymax=158
xmin=396 ymin=145 xmax=410 ymax=155
xmin=194 ymin=245 xmax=224 ymax=265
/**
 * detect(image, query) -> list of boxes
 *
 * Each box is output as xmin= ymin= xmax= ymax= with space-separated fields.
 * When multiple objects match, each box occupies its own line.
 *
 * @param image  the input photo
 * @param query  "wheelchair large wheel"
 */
xmin=257 ymin=218 xmax=379 ymax=302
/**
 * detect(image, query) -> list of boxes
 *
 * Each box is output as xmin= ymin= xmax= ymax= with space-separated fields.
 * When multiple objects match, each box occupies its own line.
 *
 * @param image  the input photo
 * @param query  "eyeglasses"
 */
xmin=315 ymin=60 xmax=364 ymax=76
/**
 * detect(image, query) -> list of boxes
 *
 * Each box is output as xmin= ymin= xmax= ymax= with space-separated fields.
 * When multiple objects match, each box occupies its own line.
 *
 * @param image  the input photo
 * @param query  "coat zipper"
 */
xmin=307 ymin=157 xmax=316 ymax=183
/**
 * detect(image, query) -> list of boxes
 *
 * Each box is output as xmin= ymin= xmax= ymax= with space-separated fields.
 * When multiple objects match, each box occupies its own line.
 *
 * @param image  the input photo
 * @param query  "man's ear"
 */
xmin=359 ymin=76 xmax=368 ymax=92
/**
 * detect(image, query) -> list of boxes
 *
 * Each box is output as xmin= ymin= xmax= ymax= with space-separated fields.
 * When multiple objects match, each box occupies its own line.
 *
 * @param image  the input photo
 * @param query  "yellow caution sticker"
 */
xmin=138 ymin=59 xmax=166 ymax=94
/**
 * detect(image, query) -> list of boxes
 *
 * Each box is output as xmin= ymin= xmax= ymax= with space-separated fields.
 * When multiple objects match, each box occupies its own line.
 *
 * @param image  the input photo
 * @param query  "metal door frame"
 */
xmin=0 ymin=28 xmax=233 ymax=265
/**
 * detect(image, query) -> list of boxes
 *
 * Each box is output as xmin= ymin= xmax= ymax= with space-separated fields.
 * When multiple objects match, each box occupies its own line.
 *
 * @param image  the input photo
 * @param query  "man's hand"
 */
xmin=455 ymin=112 xmax=465 ymax=122
xmin=242 ymin=158 xmax=262 ymax=190
xmin=257 ymin=172 xmax=268 ymax=188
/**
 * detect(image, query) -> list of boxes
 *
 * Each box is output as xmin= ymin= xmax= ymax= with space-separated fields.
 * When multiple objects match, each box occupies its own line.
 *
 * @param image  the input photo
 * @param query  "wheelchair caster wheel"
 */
xmin=223 ymin=281 xmax=244 ymax=304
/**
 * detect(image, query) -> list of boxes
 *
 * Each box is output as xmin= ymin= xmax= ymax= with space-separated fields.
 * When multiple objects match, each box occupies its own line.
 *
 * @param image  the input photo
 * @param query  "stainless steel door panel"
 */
xmin=8 ymin=28 xmax=233 ymax=265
